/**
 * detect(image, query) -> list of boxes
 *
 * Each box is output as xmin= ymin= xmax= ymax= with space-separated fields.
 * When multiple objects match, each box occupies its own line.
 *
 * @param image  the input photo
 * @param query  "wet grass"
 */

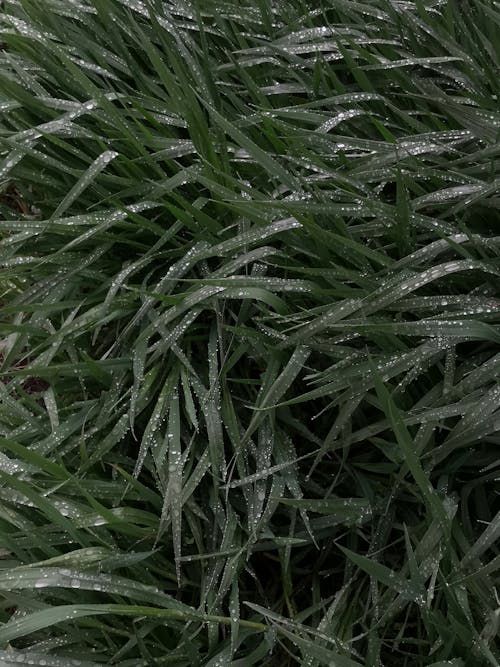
xmin=0 ymin=1 xmax=499 ymax=665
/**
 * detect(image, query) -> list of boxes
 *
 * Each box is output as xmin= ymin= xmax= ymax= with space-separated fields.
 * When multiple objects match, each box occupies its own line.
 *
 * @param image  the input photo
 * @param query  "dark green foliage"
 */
xmin=0 ymin=0 xmax=499 ymax=665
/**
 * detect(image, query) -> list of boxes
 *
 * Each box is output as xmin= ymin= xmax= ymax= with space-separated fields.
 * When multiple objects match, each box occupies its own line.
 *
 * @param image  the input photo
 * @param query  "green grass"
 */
xmin=0 ymin=0 xmax=499 ymax=665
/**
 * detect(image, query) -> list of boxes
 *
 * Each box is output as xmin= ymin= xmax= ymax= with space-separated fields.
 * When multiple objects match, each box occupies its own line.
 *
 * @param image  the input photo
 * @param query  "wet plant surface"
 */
xmin=0 ymin=1 xmax=499 ymax=665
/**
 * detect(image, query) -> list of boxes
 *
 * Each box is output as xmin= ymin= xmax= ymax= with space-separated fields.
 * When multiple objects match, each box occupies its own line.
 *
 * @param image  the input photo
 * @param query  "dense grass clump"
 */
xmin=0 ymin=0 xmax=499 ymax=665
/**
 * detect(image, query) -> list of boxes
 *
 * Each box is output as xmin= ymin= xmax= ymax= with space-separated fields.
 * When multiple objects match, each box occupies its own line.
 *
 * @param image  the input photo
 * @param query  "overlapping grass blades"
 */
xmin=0 ymin=0 xmax=499 ymax=664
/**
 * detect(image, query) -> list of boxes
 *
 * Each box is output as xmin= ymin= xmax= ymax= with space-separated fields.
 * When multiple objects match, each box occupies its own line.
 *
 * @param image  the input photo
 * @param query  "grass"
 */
xmin=0 ymin=0 xmax=499 ymax=664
